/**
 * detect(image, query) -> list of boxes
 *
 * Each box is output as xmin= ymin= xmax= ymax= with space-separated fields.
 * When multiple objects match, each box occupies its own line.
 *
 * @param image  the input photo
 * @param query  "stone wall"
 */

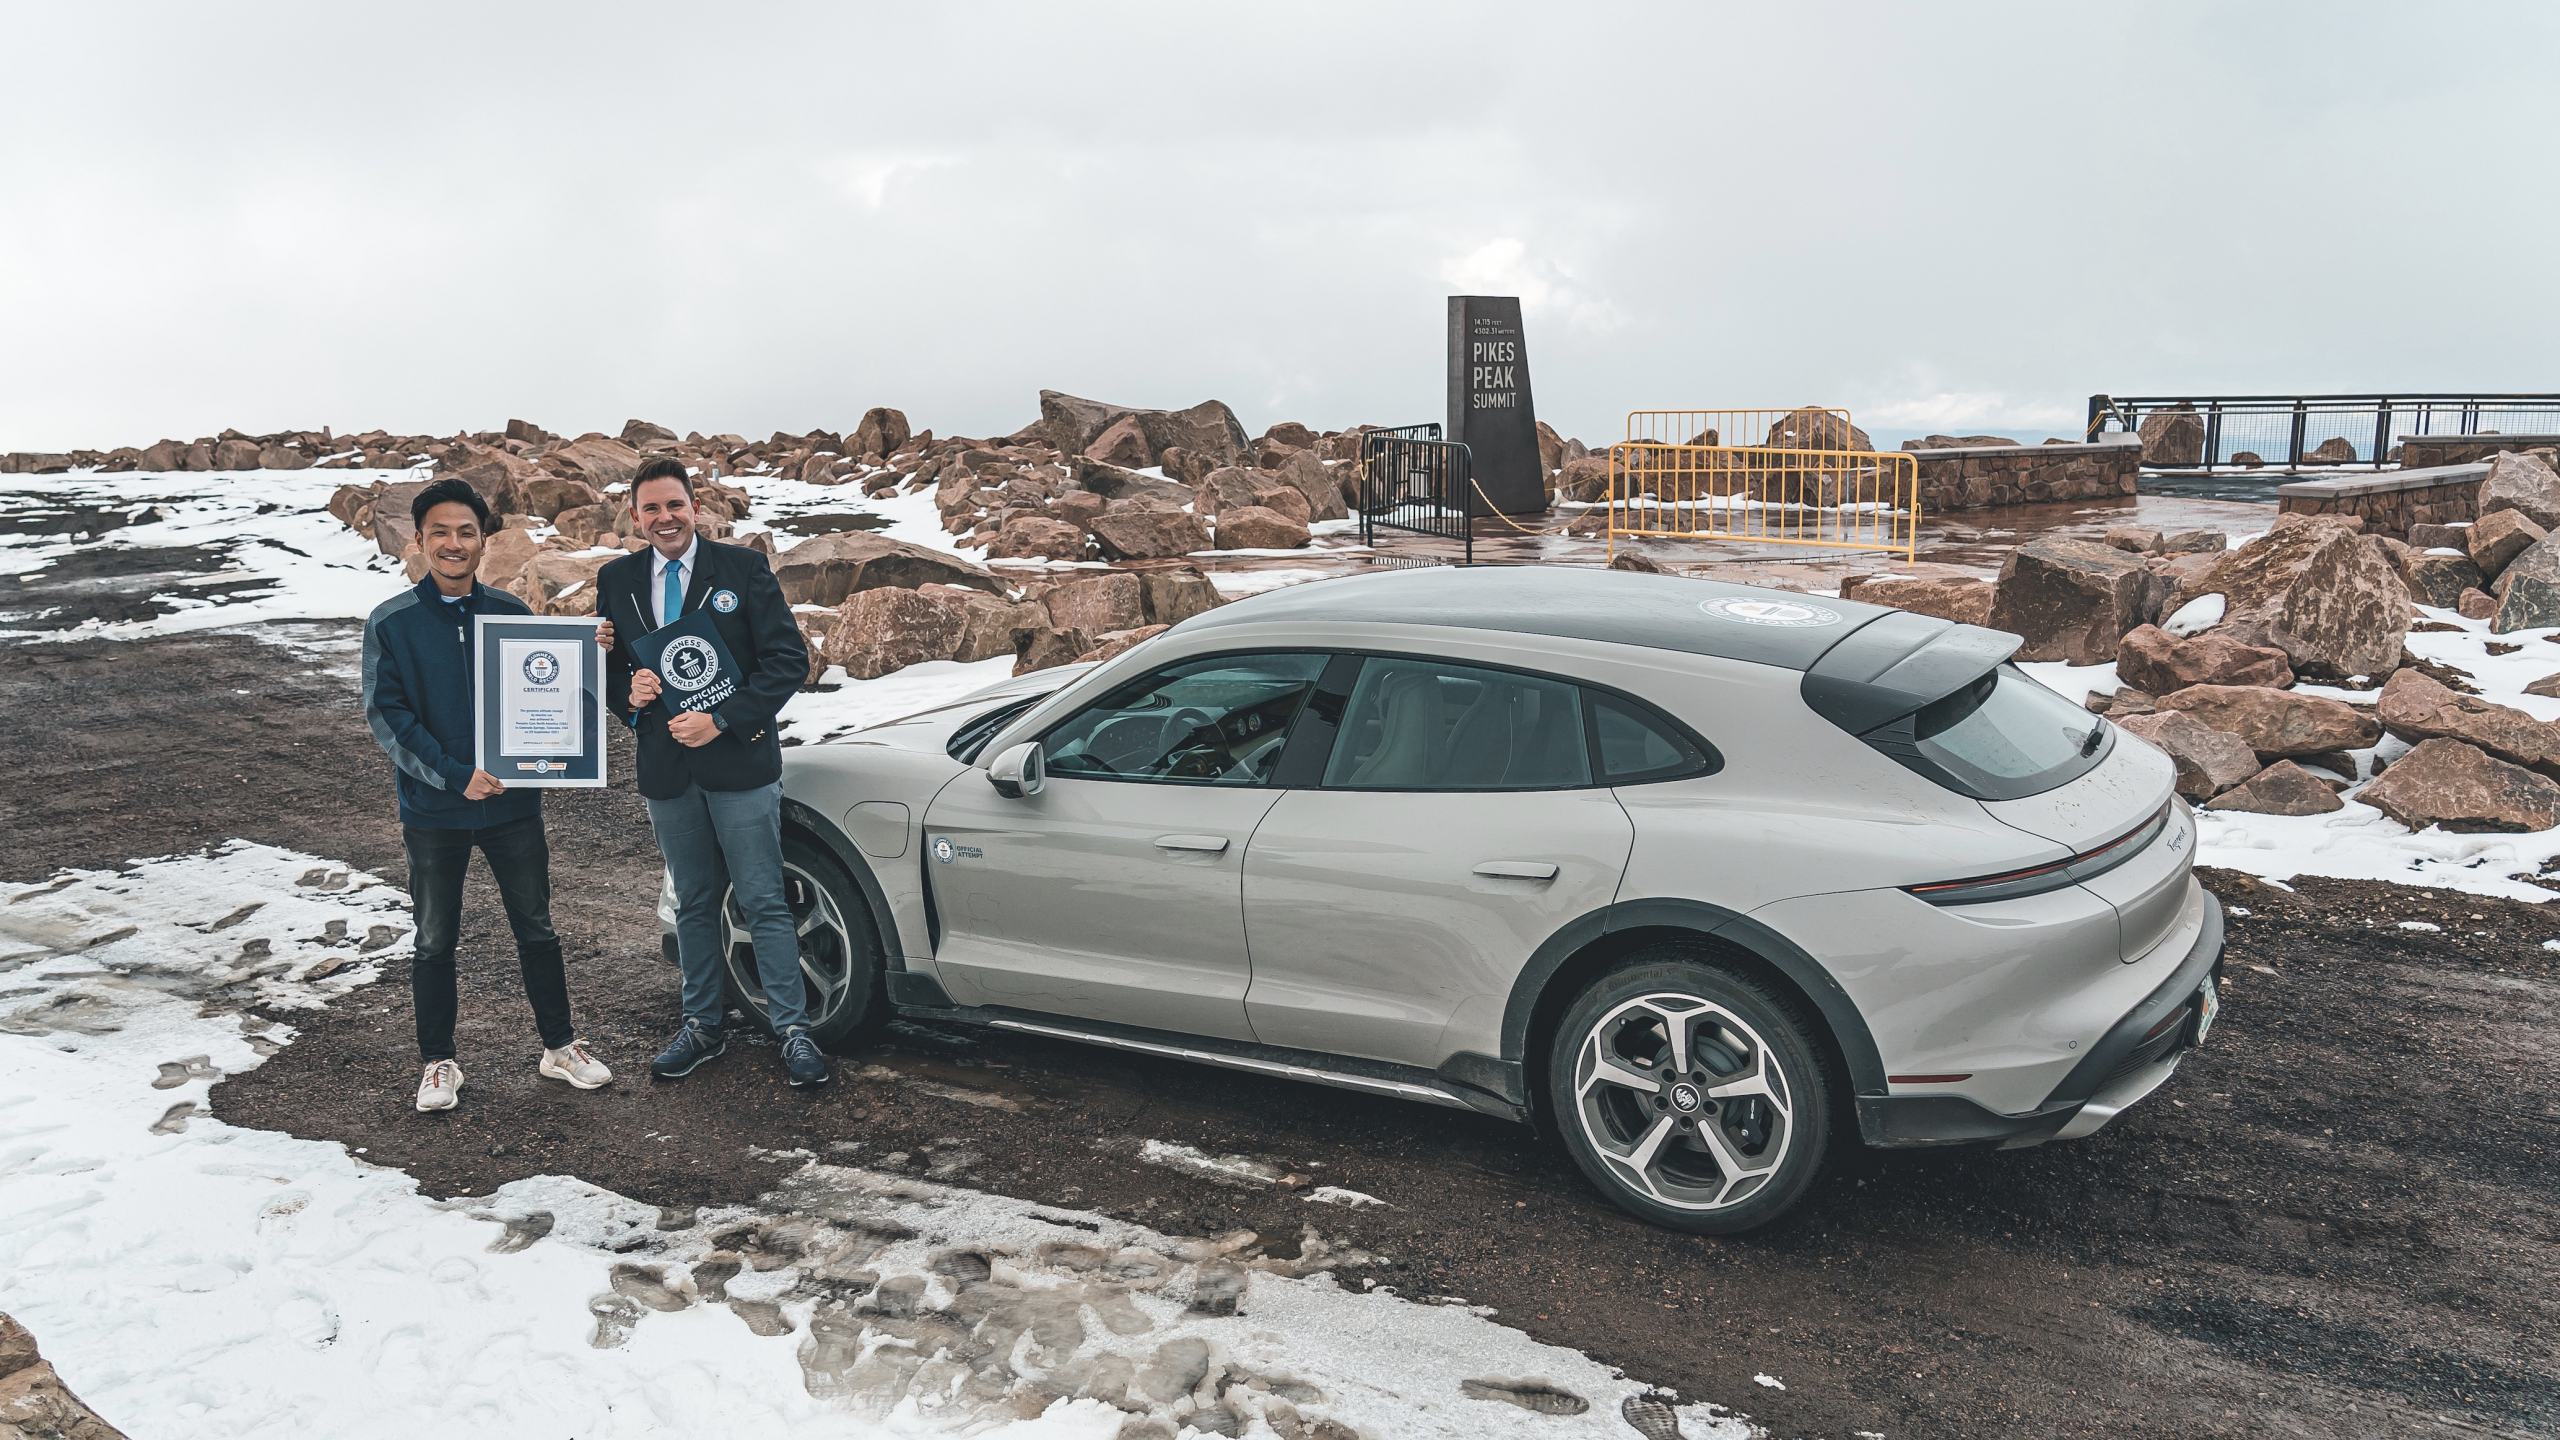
xmin=2400 ymin=434 xmax=2560 ymax=469
xmin=2273 ymin=463 xmax=2488 ymax=538
xmin=1904 ymin=435 xmax=2142 ymax=511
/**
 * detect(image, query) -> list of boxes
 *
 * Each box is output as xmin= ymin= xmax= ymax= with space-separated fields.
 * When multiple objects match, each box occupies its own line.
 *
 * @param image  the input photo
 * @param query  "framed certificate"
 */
xmin=473 ymin=614 xmax=607 ymax=788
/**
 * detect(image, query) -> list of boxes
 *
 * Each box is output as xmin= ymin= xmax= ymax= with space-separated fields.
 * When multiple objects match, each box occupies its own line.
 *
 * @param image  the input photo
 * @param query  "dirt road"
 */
xmin=6 ymin=629 xmax=2554 ymax=1438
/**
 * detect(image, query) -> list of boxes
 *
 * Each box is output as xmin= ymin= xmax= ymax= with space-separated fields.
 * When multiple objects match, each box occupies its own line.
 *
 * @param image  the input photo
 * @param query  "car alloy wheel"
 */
xmin=720 ymin=841 xmax=878 ymax=1042
xmin=1572 ymin=992 xmax=1795 ymax=1210
xmin=1549 ymin=956 xmax=1830 ymax=1233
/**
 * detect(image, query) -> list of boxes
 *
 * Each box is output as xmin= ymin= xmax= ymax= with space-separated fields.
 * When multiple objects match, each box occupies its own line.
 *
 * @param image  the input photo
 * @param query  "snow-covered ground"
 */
xmin=0 ymin=468 xmax=417 ymax=641
xmin=2022 ymin=603 xmax=2560 ymax=904
xmin=0 ymin=845 xmax=1754 ymax=1439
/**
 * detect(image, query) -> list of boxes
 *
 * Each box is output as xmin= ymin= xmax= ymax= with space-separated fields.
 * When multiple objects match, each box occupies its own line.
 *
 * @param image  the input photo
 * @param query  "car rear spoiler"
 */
xmin=1798 ymin=611 xmax=2023 ymax=735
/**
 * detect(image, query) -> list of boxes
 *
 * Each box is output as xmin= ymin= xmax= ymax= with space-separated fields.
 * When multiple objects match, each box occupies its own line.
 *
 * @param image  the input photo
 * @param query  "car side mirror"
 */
xmin=987 ymin=741 xmax=1045 ymax=799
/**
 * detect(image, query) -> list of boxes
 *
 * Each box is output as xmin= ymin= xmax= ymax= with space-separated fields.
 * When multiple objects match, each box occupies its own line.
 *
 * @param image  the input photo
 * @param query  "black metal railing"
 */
xmin=2088 ymin=393 xmax=2560 ymax=470
xmin=1359 ymin=429 xmax=1473 ymax=564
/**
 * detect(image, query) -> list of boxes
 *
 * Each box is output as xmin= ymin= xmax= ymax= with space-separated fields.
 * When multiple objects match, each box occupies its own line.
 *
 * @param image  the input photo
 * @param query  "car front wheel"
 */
xmin=1547 ymin=952 xmax=1832 ymax=1234
xmin=719 ymin=834 xmax=883 ymax=1045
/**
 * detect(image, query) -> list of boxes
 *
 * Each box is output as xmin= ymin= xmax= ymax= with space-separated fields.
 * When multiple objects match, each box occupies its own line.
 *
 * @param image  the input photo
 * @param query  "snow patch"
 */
xmin=2163 ymin=593 xmax=2225 ymax=637
xmin=1 ymin=845 xmax=1751 ymax=1439
xmin=1138 ymin=1140 xmax=1283 ymax=1188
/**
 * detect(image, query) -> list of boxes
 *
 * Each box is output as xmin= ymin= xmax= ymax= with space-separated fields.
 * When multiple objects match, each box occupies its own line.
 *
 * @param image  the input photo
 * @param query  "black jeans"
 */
xmin=404 ymin=814 xmax=574 ymax=1062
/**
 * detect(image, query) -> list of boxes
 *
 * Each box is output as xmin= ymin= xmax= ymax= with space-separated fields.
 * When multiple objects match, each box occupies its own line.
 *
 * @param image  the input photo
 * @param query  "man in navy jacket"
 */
xmin=362 ymin=477 xmax=613 ymax=1112
xmin=596 ymin=458 xmax=822 ymax=1086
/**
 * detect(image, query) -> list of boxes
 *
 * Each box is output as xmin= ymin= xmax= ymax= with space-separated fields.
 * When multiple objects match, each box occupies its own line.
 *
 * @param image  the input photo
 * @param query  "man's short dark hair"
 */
xmin=631 ymin=457 xmax=694 ymax=499
xmin=411 ymin=476 xmax=492 ymax=530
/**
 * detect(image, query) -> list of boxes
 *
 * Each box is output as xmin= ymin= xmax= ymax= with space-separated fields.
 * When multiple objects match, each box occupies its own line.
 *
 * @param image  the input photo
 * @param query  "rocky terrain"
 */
xmin=1832 ymin=446 xmax=2560 ymax=835
xmin=20 ymin=392 xmax=1591 ymax=685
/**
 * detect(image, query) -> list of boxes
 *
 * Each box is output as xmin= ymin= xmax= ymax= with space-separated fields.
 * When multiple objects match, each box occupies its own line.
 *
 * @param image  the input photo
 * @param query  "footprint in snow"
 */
xmin=1460 ymin=1377 xmax=1590 ymax=1415
xmin=272 ymin=1295 xmax=339 ymax=1350
xmin=257 ymin=1192 xmax=309 ymax=1235
xmin=149 ymin=1102 xmax=202 ymax=1135
xmin=608 ymin=1262 xmax=696 ymax=1312
xmin=152 ymin=1055 xmax=221 ymax=1089
xmin=482 ymin=1210 xmax=554 ymax=1254
xmin=587 ymin=1292 xmax=645 ymax=1349
xmin=730 ymin=1299 xmax=792 ymax=1336
xmin=688 ymin=1256 xmax=739 ymax=1302
xmin=1621 ymin=1393 xmax=1687 ymax=1439
xmin=796 ymin=1303 xmax=866 ymax=1399
xmin=1183 ymin=1259 xmax=1247 ymax=1317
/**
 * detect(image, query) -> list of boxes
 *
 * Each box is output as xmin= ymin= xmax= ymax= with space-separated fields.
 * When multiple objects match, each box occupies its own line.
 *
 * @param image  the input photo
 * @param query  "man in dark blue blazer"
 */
xmin=597 ymin=458 xmax=822 ymax=1086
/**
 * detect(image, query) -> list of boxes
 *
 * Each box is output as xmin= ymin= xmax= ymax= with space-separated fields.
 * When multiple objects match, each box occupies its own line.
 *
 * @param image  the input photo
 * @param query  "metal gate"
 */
xmin=1607 ymin=408 xmax=1919 ymax=560
xmin=1359 ymin=426 xmax=1474 ymax=565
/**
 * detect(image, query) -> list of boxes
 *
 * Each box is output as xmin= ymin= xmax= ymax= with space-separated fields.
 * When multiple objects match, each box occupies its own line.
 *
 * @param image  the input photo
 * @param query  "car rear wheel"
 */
xmin=720 ymin=834 xmax=883 ymax=1045
xmin=1547 ymin=952 xmax=1832 ymax=1234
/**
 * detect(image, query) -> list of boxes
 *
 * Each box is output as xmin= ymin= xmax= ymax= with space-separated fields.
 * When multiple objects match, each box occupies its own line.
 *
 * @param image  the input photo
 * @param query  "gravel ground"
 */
xmin=4 ymin=627 xmax=2553 ymax=1439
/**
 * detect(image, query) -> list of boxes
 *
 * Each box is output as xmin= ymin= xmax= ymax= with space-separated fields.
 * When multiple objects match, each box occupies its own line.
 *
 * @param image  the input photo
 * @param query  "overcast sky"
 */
xmin=5 ymin=2 xmax=2554 ymax=452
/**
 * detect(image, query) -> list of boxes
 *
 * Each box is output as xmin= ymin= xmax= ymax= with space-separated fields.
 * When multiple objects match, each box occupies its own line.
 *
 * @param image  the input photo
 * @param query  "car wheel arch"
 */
xmin=1502 ymin=899 xmax=1888 ymax=1133
xmin=777 ymin=797 xmax=907 ymax=973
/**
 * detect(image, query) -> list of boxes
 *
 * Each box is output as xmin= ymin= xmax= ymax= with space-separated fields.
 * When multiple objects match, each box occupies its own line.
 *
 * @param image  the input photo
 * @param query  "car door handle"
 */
xmin=1473 ymin=860 xmax=1559 ymax=880
xmin=1154 ymin=834 xmax=1230 ymax=853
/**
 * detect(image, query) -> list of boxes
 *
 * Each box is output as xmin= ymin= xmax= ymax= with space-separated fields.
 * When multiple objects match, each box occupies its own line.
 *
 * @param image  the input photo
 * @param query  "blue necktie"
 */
xmin=662 ymin=559 xmax=683 ymax=624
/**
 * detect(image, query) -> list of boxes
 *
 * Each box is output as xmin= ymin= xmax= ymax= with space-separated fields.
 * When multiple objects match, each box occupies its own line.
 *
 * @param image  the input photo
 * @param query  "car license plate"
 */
xmin=2192 ymin=977 xmax=2220 ymax=1046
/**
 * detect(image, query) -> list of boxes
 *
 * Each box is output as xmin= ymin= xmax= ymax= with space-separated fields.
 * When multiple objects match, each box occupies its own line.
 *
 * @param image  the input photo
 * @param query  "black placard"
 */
xmin=1446 ymin=295 xmax=1545 ymax=515
xmin=630 ymin=609 xmax=742 ymax=719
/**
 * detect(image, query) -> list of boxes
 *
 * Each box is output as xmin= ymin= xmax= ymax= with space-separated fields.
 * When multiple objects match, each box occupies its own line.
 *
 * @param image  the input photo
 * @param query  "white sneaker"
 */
xmin=539 ymin=1040 xmax=613 ymax=1090
xmin=416 ymin=1059 xmax=462 ymax=1112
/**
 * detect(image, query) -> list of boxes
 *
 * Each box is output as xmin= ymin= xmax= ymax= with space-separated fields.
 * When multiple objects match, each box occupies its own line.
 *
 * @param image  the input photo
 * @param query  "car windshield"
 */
xmin=1911 ymin=664 xmax=2107 ymax=797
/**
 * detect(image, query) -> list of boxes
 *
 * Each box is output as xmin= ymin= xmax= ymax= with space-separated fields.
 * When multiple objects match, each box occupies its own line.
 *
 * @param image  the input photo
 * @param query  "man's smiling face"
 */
xmin=632 ymin=476 xmax=698 ymax=559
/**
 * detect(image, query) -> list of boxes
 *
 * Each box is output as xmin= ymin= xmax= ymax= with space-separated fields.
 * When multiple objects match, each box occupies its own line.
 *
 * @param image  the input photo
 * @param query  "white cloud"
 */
xmin=815 ymin=152 xmax=958 ymax=212
xmin=1435 ymin=238 xmax=1622 ymax=332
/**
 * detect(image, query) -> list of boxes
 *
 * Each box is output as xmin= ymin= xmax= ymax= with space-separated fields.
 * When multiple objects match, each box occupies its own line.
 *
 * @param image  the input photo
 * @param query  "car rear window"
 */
xmin=1588 ymin=691 xmax=1713 ymax=784
xmin=1909 ymin=664 xmax=2109 ymax=798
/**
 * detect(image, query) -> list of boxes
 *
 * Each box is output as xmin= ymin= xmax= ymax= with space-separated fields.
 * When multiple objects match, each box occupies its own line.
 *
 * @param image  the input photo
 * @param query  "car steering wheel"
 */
xmin=1159 ymin=708 xmax=1226 ymax=777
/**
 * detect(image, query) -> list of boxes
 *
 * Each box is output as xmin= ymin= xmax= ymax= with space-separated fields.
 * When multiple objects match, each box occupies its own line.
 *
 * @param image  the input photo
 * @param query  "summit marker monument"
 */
xmin=1446 ymin=295 xmax=1545 ymax=515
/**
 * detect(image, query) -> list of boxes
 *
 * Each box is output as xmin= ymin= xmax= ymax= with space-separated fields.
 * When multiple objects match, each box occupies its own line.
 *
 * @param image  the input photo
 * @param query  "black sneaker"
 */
xmin=650 ymin=1019 xmax=726 ymax=1079
xmin=781 ymin=1027 xmax=829 ymax=1087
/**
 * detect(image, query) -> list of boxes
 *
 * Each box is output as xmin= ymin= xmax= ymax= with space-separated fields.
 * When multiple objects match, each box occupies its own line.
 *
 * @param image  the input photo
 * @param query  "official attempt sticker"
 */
xmin=1699 ymin=596 xmax=1842 ymax=628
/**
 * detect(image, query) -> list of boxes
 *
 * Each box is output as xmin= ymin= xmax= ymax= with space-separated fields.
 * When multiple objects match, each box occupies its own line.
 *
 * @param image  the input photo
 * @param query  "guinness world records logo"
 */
xmin=662 ymin=635 xmax=721 ymax=691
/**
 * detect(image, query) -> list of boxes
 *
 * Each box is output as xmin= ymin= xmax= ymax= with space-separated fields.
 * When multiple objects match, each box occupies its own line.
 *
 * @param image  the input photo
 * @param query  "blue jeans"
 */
xmin=646 ymin=780 xmax=807 ymax=1033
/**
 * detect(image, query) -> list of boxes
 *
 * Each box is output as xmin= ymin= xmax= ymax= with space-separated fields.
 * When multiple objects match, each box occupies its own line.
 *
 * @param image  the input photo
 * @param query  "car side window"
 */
xmin=1321 ymin=658 xmax=1591 ymax=791
xmin=1587 ymin=690 xmax=1714 ymax=784
xmin=1042 ymin=652 xmax=1328 ymax=785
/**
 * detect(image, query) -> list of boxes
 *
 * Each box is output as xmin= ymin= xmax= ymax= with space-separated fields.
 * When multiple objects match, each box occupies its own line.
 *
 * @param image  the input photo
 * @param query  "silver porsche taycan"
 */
xmin=660 ymin=565 xmax=2224 ymax=1233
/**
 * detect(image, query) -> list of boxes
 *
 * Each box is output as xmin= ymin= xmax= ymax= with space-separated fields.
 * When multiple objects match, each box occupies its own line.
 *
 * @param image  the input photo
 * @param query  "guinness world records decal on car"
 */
xmin=1699 ymin=596 xmax=1842 ymax=628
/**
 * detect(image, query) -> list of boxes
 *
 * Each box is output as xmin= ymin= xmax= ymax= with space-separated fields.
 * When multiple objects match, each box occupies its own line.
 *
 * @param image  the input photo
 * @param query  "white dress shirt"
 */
xmin=650 ymin=536 xmax=700 ymax=628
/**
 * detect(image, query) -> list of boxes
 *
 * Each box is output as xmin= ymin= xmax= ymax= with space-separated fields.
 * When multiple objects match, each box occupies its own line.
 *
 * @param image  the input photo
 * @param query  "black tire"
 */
xmin=718 ymin=833 xmax=884 ymax=1046
xmin=1546 ymin=950 xmax=1833 ymax=1234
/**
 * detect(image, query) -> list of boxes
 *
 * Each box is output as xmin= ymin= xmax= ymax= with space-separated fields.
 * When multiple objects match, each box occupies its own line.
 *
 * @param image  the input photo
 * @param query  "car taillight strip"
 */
xmin=1904 ymin=801 xmax=2174 ymax=906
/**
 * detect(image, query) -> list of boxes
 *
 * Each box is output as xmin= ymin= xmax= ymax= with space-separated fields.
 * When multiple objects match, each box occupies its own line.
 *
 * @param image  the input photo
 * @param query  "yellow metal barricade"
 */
xmin=1607 ymin=408 xmax=1919 ymax=561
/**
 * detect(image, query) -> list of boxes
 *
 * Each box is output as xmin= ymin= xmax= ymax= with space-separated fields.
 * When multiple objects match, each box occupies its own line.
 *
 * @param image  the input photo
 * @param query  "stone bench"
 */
xmin=1902 ymin=434 xmax=2141 ymax=511
xmin=2274 ymin=462 xmax=2489 ymax=537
